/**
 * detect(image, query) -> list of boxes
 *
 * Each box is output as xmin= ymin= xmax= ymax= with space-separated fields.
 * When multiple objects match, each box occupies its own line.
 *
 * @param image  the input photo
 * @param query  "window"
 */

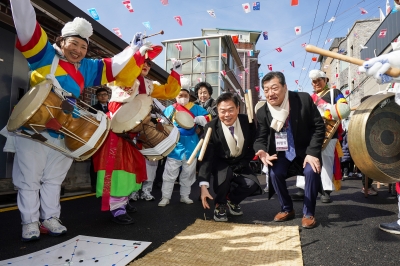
xmin=193 ymin=57 xmax=205 ymax=73
xmin=340 ymin=60 xmax=349 ymax=72
xmin=193 ymin=40 xmax=205 ymax=56
xmin=179 ymin=41 xmax=192 ymax=59
xmin=191 ymin=73 xmax=203 ymax=86
xmin=166 ymin=43 xmax=178 ymax=59
xmin=212 ymin=86 xmax=218 ymax=99
xmin=206 ymin=73 xmax=219 ymax=86
xmin=206 ymin=39 xmax=219 ymax=56
xmin=207 ymin=57 xmax=219 ymax=72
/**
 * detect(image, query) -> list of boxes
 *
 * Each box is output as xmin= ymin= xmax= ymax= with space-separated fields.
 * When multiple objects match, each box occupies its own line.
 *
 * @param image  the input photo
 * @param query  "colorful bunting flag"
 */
xmin=221 ymin=53 xmax=227 ymax=58
xmin=242 ymin=3 xmax=251 ymax=13
xmin=232 ymin=35 xmax=239 ymax=44
xmin=88 ymin=8 xmax=100 ymax=20
xmin=378 ymin=29 xmax=387 ymax=38
xmin=174 ymin=16 xmax=183 ymax=26
xmin=197 ymin=78 xmax=202 ymax=82
xmin=311 ymin=57 xmax=317 ymax=62
xmin=196 ymin=56 xmax=202 ymax=62
xmin=238 ymin=74 xmax=243 ymax=80
xmin=142 ymin=21 xmax=152 ymax=30
xmin=262 ymin=31 xmax=268 ymax=40
xmin=267 ymin=64 xmax=272 ymax=71
xmin=290 ymin=61 xmax=295 ymax=67
xmin=291 ymin=0 xmax=299 ymax=6
xmin=253 ymin=2 xmax=260 ymax=10
xmin=160 ymin=0 xmax=168 ymax=5
xmin=122 ymin=0 xmax=134 ymax=12
xmin=325 ymin=38 xmax=332 ymax=44
xmin=247 ymin=50 xmax=254 ymax=56
xmin=386 ymin=0 xmax=392 ymax=15
xmin=245 ymin=68 xmax=249 ymax=74
xmin=302 ymin=67 xmax=306 ymax=70
xmin=275 ymin=47 xmax=282 ymax=52
xmin=258 ymin=72 xmax=264 ymax=78
xmin=335 ymin=73 xmax=339 ymax=78
xmin=207 ymin=9 xmax=216 ymax=18
xmin=360 ymin=7 xmax=368 ymax=14
xmin=294 ymin=26 xmax=301 ymax=35
xmin=220 ymin=70 xmax=227 ymax=76
xmin=175 ymin=43 xmax=183 ymax=51
xmin=203 ymin=39 xmax=211 ymax=47
xmin=295 ymin=80 xmax=299 ymax=84
xmin=328 ymin=17 xmax=336 ymax=22
xmin=112 ymin=28 xmax=122 ymax=38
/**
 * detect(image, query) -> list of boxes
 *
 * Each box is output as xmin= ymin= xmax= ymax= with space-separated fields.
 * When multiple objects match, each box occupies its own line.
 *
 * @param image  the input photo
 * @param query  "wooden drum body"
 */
xmin=322 ymin=118 xmax=340 ymax=151
xmin=348 ymin=93 xmax=400 ymax=183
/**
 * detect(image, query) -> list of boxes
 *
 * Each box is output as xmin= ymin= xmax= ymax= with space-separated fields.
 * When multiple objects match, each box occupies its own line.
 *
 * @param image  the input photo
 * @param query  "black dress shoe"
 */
xmin=126 ymin=202 xmax=137 ymax=213
xmin=112 ymin=213 xmax=135 ymax=225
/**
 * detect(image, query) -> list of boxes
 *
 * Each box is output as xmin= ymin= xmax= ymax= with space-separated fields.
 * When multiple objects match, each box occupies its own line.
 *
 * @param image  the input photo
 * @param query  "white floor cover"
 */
xmin=0 ymin=235 xmax=151 ymax=266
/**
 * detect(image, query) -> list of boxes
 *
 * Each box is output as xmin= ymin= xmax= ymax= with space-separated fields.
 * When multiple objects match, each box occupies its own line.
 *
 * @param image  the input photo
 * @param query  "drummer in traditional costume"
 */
xmin=292 ymin=70 xmax=350 ymax=203
xmin=93 ymin=45 xmax=182 ymax=224
xmin=158 ymin=88 xmax=211 ymax=207
xmin=3 ymin=0 xmax=153 ymax=241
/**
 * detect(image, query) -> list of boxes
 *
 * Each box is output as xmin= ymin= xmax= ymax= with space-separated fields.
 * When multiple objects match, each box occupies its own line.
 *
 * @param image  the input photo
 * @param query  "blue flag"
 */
xmin=258 ymin=72 xmax=264 ymax=78
xmin=88 ymin=8 xmax=100 ymax=20
xmin=253 ymin=2 xmax=260 ymax=10
xmin=142 ymin=21 xmax=152 ymax=30
xmin=196 ymin=56 xmax=202 ymax=62
xmin=262 ymin=31 xmax=268 ymax=40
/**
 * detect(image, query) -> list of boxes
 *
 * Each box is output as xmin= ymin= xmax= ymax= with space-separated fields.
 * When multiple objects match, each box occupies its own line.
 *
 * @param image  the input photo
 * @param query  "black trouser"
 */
xmin=213 ymin=171 xmax=258 ymax=206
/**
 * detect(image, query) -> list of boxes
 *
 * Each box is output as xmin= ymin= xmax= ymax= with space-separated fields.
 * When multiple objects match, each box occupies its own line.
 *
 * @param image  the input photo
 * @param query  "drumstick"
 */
xmin=305 ymin=44 xmax=400 ymax=77
xmin=143 ymin=30 xmax=164 ymax=39
xmin=170 ymin=54 xmax=201 ymax=71
xmin=244 ymin=93 xmax=252 ymax=123
xmin=198 ymin=127 xmax=212 ymax=161
xmin=187 ymin=139 xmax=204 ymax=165
xmin=248 ymin=89 xmax=254 ymax=120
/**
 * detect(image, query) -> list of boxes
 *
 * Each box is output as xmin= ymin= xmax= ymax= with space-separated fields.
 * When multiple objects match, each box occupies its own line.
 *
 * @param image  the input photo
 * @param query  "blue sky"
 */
xmin=69 ymin=0 xmax=387 ymax=95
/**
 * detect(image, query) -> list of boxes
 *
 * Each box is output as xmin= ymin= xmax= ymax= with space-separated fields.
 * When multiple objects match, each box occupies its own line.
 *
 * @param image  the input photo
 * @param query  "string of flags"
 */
xmin=203 ymin=39 xmax=211 ymax=46
xmin=294 ymin=26 xmax=301 ymax=35
xmin=262 ymin=32 xmax=268 ymax=40
xmin=360 ymin=7 xmax=368 ymax=14
xmin=276 ymin=47 xmax=282 ymax=53
xmin=290 ymin=61 xmax=295 ymax=67
xmin=207 ymin=9 xmax=216 ymax=18
xmin=160 ymin=0 xmax=168 ymax=6
xmin=242 ymin=3 xmax=251 ymax=13
xmin=142 ymin=22 xmax=152 ymax=30
xmin=88 ymin=8 xmax=99 ymax=20
xmin=328 ymin=17 xmax=335 ymax=22
xmin=122 ymin=0 xmax=134 ymax=13
xmin=112 ymin=28 xmax=122 ymax=38
xmin=247 ymin=50 xmax=254 ymax=56
xmin=174 ymin=16 xmax=183 ymax=26
xmin=175 ymin=43 xmax=182 ymax=51
xmin=267 ymin=65 xmax=272 ymax=71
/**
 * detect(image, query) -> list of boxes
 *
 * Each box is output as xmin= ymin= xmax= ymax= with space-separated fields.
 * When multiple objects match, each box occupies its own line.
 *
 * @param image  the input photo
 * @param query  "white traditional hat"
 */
xmin=61 ymin=17 xmax=93 ymax=43
xmin=309 ymin=69 xmax=327 ymax=80
xmin=180 ymin=76 xmax=191 ymax=93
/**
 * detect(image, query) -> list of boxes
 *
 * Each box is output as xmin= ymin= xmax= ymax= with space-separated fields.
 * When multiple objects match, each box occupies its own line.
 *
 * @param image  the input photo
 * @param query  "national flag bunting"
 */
xmin=88 ymin=8 xmax=100 ymax=20
xmin=267 ymin=64 xmax=272 ymax=71
xmin=253 ymin=2 xmax=260 ymax=10
xmin=242 ymin=3 xmax=251 ymax=13
xmin=258 ymin=72 xmax=264 ymax=78
xmin=312 ymin=57 xmax=317 ymax=62
xmin=275 ymin=47 xmax=282 ymax=52
xmin=294 ymin=26 xmax=301 ymax=35
xmin=262 ymin=31 xmax=268 ymax=40
xmin=247 ymin=50 xmax=254 ymax=56
xmin=220 ymin=70 xmax=227 ymax=76
xmin=122 ymin=1 xmax=134 ymax=12
xmin=160 ymin=0 xmax=168 ymax=5
xmin=174 ymin=16 xmax=183 ymax=26
xmin=175 ymin=43 xmax=183 ymax=51
xmin=196 ymin=56 xmax=202 ymax=62
xmin=207 ymin=9 xmax=216 ymax=18
xmin=290 ymin=61 xmax=295 ymax=67
xmin=360 ymin=7 xmax=368 ymax=14
xmin=378 ymin=29 xmax=387 ymax=38
xmin=301 ymin=43 xmax=307 ymax=47
xmin=112 ymin=28 xmax=122 ymax=38
xmin=142 ymin=21 xmax=152 ymax=30
xmin=328 ymin=17 xmax=336 ymax=22
xmin=232 ymin=35 xmax=239 ymax=44
xmin=386 ymin=0 xmax=392 ymax=15
xmin=325 ymin=38 xmax=332 ymax=44
xmin=291 ymin=0 xmax=299 ymax=6
xmin=245 ymin=68 xmax=249 ymax=74
xmin=203 ymin=39 xmax=211 ymax=47
xmin=295 ymin=80 xmax=299 ymax=84
xmin=221 ymin=53 xmax=227 ymax=58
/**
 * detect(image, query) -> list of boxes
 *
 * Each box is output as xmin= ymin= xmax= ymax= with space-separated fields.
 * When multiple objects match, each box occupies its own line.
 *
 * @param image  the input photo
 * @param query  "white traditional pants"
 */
xmin=12 ymin=133 xmax=73 ymax=224
xmin=320 ymin=138 xmax=337 ymax=191
xmin=161 ymin=157 xmax=197 ymax=199
xmin=142 ymin=160 xmax=158 ymax=193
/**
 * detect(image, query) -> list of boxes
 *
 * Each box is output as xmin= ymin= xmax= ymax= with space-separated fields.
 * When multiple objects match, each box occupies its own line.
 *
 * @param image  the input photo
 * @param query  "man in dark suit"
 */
xmin=254 ymin=71 xmax=325 ymax=229
xmin=89 ymin=87 xmax=109 ymax=192
xmin=199 ymin=92 xmax=263 ymax=222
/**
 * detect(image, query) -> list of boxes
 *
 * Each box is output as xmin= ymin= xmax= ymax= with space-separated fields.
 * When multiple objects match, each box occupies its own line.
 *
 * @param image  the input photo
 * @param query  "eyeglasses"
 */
xmin=97 ymin=93 xmax=108 ymax=97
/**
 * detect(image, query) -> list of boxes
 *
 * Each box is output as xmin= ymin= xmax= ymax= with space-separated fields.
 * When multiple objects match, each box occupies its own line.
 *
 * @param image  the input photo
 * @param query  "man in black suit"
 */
xmin=199 ymin=92 xmax=263 ymax=222
xmin=89 ymin=87 xmax=109 ymax=192
xmin=254 ymin=71 xmax=325 ymax=229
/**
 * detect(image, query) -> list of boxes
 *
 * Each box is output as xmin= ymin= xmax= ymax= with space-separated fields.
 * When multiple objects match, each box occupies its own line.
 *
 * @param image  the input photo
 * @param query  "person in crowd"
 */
xmin=88 ymin=88 xmax=109 ymax=192
xmin=194 ymin=82 xmax=218 ymax=119
xmin=199 ymin=93 xmax=262 ymax=222
xmin=254 ymin=71 xmax=325 ymax=229
xmin=340 ymin=129 xmax=353 ymax=180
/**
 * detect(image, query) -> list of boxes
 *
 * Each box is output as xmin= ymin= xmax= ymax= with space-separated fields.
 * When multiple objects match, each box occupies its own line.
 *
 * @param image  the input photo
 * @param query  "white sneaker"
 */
xmin=158 ymin=198 xmax=170 ymax=207
xmin=40 ymin=217 xmax=67 ymax=236
xmin=22 ymin=221 xmax=40 ymax=242
xmin=141 ymin=191 xmax=155 ymax=201
xmin=180 ymin=197 xmax=194 ymax=204
xmin=130 ymin=191 xmax=140 ymax=201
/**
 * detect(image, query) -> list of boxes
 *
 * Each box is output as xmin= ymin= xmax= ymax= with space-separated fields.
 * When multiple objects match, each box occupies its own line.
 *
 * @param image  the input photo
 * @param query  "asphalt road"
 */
xmin=0 ymin=175 xmax=399 ymax=265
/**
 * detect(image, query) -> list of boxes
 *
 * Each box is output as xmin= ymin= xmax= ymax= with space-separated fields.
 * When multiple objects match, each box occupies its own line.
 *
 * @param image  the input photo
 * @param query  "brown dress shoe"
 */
xmin=302 ymin=216 xmax=317 ymax=229
xmin=274 ymin=210 xmax=295 ymax=222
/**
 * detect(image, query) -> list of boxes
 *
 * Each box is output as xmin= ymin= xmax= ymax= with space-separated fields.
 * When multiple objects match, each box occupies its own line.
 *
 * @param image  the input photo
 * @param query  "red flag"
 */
xmin=360 ymin=7 xmax=368 ymax=14
xmin=290 ymin=61 xmax=295 ymax=67
xmin=378 ymin=29 xmax=387 ymax=38
xmin=335 ymin=73 xmax=339 ymax=78
xmin=160 ymin=0 xmax=168 ymax=5
xmin=275 ymin=47 xmax=282 ymax=52
xmin=221 ymin=53 xmax=227 ymax=58
xmin=122 ymin=0 xmax=134 ymax=12
xmin=175 ymin=43 xmax=182 ymax=51
xmin=267 ymin=64 xmax=272 ymax=71
xmin=220 ymin=70 xmax=227 ymax=76
xmin=295 ymin=80 xmax=299 ymax=84
xmin=232 ymin=35 xmax=239 ymax=44
xmin=291 ymin=0 xmax=299 ymax=6
xmin=311 ymin=57 xmax=317 ymax=61
xmin=174 ymin=16 xmax=183 ymax=26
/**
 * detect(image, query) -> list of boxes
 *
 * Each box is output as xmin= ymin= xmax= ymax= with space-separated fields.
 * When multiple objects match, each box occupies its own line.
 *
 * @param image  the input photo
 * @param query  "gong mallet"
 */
xmin=143 ymin=30 xmax=164 ymax=39
xmin=305 ymin=44 xmax=400 ymax=77
xmin=187 ymin=138 xmax=204 ymax=165
xmin=248 ymin=89 xmax=254 ymax=120
xmin=198 ymin=127 xmax=212 ymax=162
xmin=170 ymin=54 xmax=201 ymax=71
xmin=244 ymin=93 xmax=252 ymax=123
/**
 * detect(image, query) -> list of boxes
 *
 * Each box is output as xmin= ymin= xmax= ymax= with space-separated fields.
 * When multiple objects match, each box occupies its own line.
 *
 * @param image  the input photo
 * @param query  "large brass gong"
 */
xmin=348 ymin=93 xmax=400 ymax=183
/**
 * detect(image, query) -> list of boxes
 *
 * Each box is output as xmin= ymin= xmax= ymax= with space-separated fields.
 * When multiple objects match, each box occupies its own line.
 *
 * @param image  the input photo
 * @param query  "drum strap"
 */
xmin=173 ymin=103 xmax=195 ymax=118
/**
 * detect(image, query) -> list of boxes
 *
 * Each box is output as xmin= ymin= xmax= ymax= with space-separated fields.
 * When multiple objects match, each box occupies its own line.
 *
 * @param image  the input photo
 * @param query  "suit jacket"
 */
xmin=254 ymin=91 xmax=325 ymax=197
xmin=89 ymin=102 xmax=108 ymax=114
xmin=198 ymin=114 xmax=262 ymax=196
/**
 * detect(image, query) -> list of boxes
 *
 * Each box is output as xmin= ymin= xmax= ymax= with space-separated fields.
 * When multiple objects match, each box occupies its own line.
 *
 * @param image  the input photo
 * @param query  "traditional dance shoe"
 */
xmin=112 ymin=213 xmax=135 ymax=225
xmin=214 ymin=204 xmax=228 ymax=222
xmin=126 ymin=202 xmax=137 ymax=213
xmin=22 ymin=221 xmax=40 ymax=242
xmin=40 ymin=217 xmax=67 ymax=236
xmin=180 ymin=197 xmax=194 ymax=204
xmin=379 ymin=221 xmax=400 ymax=234
xmin=291 ymin=189 xmax=305 ymax=201
xmin=302 ymin=216 xmax=317 ymax=229
xmin=227 ymin=200 xmax=243 ymax=216
xmin=274 ymin=210 xmax=295 ymax=222
xmin=141 ymin=191 xmax=155 ymax=201
xmin=158 ymin=198 xmax=170 ymax=207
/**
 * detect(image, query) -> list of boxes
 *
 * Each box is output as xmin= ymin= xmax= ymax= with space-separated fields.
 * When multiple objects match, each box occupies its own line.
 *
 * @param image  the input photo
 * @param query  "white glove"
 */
xmin=130 ymin=32 xmax=143 ymax=53
xmin=139 ymin=41 xmax=153 ymax=56
xmin=358 ymin=50 xmax=400 ymax=84
xmin=171 ymin=59 xmax=182 ymax=75
xmin=194 ymin=116 xmax=207 ymax=126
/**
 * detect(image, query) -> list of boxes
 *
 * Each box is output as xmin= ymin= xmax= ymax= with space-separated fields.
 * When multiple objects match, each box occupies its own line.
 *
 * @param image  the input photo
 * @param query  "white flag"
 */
xmin=386 ymin=0 xmax=392 ymax=15
xmin=328 ymin=17 xmax=336 ymax=22
xmin=207 ymin=9 xmax=216 ymax=18
xmin=379 ymin=7 xmax=385 ymax=22
xmin=294 ymin=26 xmax=301 ymax=35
